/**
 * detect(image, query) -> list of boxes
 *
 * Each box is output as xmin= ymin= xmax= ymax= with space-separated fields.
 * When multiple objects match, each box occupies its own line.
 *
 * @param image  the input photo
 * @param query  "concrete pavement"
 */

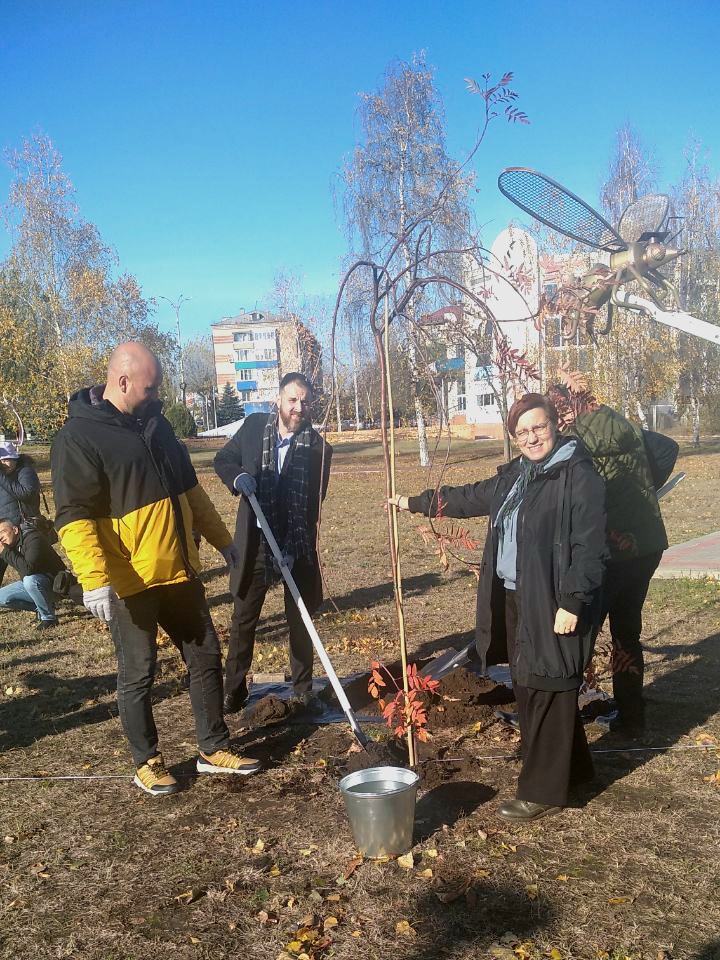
xmin=655 ymin=531 xmax=720 ymax=581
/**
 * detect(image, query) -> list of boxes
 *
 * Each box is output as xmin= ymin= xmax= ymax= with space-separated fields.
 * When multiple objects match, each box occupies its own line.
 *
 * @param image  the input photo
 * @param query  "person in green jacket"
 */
xmin=547 ymin=372 xmax=668 ymax=735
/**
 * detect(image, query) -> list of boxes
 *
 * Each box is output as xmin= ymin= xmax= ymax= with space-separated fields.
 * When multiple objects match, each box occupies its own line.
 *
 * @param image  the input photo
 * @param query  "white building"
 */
xmin=211 ymin=310 xmax=322 ymax=415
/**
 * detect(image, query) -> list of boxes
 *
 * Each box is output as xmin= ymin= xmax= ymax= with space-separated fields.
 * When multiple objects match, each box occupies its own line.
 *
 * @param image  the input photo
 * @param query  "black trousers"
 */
xmin=225 ymin=539 xmax=317 ymax=701
xmin=600 ymin=550 xmax=662 ymax=724
xmin=506 ymin=590 xmax=594 ymax=807
xmin=109 ymin=578 xmax=230 ymax=768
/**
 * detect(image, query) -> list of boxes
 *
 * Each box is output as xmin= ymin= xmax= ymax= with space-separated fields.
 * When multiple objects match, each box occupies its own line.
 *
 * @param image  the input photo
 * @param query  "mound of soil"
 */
xmin=246 ymin=695 xmax=291 ymax=727
xmin=323 ymin=659 xmax=514 ymax=733
xmin=321 ymin=657 xmax=432 ymax=716
xmin=428 ymin=667 xmax=514 ymax=728
xmin=341 ymin=739 xmax=409 ymax=774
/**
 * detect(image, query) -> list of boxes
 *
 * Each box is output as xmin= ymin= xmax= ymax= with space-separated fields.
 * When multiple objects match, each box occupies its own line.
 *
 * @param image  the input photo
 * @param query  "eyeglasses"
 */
xmin=515 ymin=419 xmax=552 ymax=444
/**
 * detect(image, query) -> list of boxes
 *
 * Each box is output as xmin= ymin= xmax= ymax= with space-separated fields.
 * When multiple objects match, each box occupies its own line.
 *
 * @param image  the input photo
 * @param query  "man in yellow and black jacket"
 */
xmin=51 ymin=341 xmax=260 ymax=797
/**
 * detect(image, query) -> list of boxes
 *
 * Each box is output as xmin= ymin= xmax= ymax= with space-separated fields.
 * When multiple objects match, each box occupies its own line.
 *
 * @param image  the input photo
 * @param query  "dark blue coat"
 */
xmin=0 ymin=455 xmax=41 ymax=526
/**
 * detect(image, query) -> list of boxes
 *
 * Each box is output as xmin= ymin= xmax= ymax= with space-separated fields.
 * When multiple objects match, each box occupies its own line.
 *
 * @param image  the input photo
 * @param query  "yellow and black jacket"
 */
xmin=51 ymin=386 xmax=232 ymax=598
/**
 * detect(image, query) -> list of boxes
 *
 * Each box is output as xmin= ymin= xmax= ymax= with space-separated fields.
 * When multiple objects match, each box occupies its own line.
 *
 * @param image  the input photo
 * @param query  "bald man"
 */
xmin=51 ymin=342 xmax=260 ymax=797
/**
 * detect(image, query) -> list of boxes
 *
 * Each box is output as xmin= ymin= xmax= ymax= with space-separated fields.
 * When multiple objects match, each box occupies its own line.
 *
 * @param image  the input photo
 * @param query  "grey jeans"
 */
xmin=109 ymin=578 xmax=230 ymax=767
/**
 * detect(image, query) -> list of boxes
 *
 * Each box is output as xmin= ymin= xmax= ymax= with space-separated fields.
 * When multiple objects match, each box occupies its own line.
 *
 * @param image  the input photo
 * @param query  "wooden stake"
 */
xmin=384 ymin=297 xmax=415 ymax=767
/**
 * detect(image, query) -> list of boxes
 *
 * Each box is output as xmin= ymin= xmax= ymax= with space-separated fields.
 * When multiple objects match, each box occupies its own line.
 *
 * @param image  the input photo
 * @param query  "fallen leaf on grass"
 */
xmin=174 ymin=888 xmax=206 ymax=905
xmin=488 ymin=946 xmax=516 ymax=960
xmin=477 ymin=829 xmax=488 ymax=841
xmin=525 ymin=883 xmax=539 ymax=901
xmin=397 ymin=852 xmax=414 ymax=870
xmin=547 ymin=949 xmax=563 ymax=959
xmin=514 ymin=945 xmax=533 ymax=959
xmin=423 ymin=847 xmax=438 ymax=858
xmin=395 ymin=919 xmax=416 ymax=937
xmin=253 ymin=838 xmax=266 ymax=852
xmin=473 ymin=868 xmax=490 ymax=878
xmin=323 ymin=916 xmax=338 ymax=930
xmin=269 ymin=865 xmax=282 ymax=877
xmin=555 ymin=874 xmax=573 ymax=882
xmin=29 ymin=862 xmax=49 ymax=879
xmin=607 ymin=895 xmax=635 ymax=905
xmin=703 ymin=770 xmax=720 ymax=786
xmin=416 ymin=868 xmax=434 ymax=879
xmin=435 ymin=879 xmax=471 ymax=903
xmin=325 ymin=893 xmax=341 ymax=902
xmin=257 ymin=910 xmax=278 ymax=924
xmin=336 ymin=856 xmax=363 ymax=884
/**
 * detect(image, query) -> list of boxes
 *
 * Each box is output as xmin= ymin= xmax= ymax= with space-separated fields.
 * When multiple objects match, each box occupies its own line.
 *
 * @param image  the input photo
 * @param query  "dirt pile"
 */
xmin=428 ymin=667 xmax=514 ymax=729
xmin=245 ymin=695 xmax=291 ymax=727
xmin=322 ymin=660 xmax=514 ymax=733
xmin=341 ymin=739 xmax=409 ymax=774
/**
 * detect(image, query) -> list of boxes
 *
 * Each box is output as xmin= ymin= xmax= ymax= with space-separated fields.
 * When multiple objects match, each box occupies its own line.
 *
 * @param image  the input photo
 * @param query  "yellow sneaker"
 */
xmin=196 ymin=748 xmax=261 ymax=776
xmin=133 ymin=753 xmax=179 ymax=797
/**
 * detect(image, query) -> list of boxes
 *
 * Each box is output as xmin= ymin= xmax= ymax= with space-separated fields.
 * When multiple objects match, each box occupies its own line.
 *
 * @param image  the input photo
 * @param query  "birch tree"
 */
xmin=673 ymin=141 xmax=720 ymax=442
xmin=342 ymin=53 xmax=472 ymax=464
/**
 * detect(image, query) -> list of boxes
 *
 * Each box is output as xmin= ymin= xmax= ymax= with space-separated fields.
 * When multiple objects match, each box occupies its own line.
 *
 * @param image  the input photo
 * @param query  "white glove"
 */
xmin=83 ymin=585 xmax=118 ymax=622
xmin=220 ymin=543 xmax=241 ymax=568
xmin=233 ymin=472 xmax=257 ymax=497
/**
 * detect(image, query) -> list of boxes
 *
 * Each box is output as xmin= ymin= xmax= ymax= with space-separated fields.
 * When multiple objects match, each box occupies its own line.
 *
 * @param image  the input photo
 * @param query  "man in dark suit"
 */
xmin=214 ymin=373 xmax=332 ymax=714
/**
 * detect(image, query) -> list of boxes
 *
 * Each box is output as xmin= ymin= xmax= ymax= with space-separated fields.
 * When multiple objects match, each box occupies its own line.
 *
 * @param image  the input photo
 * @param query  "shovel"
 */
xmin=247 ymin=492 xmax=369 ymax=748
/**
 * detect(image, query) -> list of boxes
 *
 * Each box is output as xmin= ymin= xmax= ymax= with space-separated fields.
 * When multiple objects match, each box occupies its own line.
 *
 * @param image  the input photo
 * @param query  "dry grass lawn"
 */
xmin=0 ymin=435 xmax=719 ymax=960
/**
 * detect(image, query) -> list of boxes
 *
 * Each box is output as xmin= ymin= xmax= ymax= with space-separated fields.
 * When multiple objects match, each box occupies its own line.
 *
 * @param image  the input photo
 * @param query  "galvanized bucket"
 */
xmin=338 ymin=765 xmax=419 ymax=858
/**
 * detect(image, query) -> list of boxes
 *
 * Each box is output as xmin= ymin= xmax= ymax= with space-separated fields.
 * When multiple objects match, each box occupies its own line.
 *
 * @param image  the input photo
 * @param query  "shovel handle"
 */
xmin=247 ymin=493 xmax=369 ymax=747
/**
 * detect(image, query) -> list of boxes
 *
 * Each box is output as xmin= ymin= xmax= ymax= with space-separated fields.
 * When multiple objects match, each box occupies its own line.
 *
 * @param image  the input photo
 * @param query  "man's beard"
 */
xmin=279 ymin=410 xmax=303 ymax=433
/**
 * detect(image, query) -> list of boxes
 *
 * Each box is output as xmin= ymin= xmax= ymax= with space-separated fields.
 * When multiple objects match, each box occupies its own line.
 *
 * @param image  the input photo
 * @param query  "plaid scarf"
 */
xmin=257 ymin=412 xmax=313 ymax=584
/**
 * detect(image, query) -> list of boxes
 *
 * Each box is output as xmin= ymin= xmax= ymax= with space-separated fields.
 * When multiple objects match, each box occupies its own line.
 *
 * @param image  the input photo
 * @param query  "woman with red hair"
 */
xmin=391 ymin=394 xmax=607 ymax=820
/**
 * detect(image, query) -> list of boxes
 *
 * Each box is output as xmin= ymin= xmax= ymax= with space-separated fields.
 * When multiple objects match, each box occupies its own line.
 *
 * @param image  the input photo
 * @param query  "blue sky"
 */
xmin=2 ymin=0 xmax=719 ymax=341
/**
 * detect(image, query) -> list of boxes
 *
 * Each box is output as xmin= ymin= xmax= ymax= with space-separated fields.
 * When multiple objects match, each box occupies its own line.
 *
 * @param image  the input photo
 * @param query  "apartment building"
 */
xmin=211 ymin=309 xmax=322 ymax=414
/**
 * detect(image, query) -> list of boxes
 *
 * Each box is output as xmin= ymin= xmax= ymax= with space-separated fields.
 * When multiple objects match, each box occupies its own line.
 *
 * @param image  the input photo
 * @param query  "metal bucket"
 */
xmin=339 ymin=765 xmax=419 ymax=858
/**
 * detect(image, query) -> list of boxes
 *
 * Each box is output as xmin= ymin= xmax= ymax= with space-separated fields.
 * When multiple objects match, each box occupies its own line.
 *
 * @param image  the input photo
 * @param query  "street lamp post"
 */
xmin=159 ymin=294 xmax=191 ymax=404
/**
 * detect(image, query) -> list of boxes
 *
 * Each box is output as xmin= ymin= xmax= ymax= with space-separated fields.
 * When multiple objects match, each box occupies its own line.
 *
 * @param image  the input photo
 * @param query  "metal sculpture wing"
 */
xmin=498 ymin=167 xmax=626 ymax=252
xmin=617 ymin=193 xmax=670 ymax=244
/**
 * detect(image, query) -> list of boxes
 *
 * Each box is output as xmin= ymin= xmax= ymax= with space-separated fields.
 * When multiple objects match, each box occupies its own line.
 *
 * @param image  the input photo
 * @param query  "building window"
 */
xmin=478 ymin=393 xmax=495 ymax=406
xmin=457 ymin=395 xmax=467 ymax=412
xmin=260 ymin=347 xmax=276 ymax=360
xmin=238 ymin=390 xmax=253 ymax=401
xmin=546 ymin=313 xmax=583 ymax=349
xmin=237 ymin=369 xmax=254 ymax=381
xmin=233 ymin=331 xmax=253 ymax=342
xmin=236 ymin=349 xmax=251 ymax=361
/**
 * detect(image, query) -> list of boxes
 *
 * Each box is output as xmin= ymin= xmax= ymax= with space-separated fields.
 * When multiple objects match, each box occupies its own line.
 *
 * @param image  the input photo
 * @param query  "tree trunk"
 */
xmin=350 ymin=340 xmax=361 ymax=430
xmin=407 ymin=338 xmax=430 ymax=466
xmin=334 ymin=370 xmax=342 ymax=432
xmin=691 ymin=395 xmax=701 ymax=447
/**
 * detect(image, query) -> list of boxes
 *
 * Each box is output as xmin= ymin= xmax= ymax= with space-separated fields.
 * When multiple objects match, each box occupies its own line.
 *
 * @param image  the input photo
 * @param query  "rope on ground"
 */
xmin=0 ymin=743 xmax=716 ymax=782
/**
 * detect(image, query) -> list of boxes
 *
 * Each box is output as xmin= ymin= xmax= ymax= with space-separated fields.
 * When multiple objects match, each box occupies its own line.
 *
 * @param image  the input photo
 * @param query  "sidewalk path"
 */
xmin=655 ymin=531 xmax=720 ymax=580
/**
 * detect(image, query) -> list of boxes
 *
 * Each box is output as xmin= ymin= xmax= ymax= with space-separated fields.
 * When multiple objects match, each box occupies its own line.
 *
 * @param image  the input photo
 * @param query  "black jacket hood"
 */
xmin=67 ymin=386 xmax=163 ymax=426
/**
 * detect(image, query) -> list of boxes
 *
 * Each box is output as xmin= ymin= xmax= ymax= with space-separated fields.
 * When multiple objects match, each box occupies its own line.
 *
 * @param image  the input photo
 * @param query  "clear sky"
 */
xmin=2 ymin=0 xmax=719 ymax=341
